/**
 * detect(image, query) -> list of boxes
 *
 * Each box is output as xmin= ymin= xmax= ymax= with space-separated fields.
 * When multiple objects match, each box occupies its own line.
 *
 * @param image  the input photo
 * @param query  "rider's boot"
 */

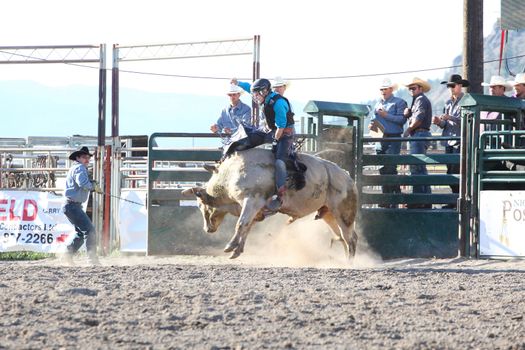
xmin=266 ymin=186 xmax=287 ymax=212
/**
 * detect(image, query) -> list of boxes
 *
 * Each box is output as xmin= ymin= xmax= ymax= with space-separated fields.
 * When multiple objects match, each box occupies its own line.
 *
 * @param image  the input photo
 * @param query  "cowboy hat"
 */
xmin=404 ymin=77 xmax=431 ymax=93
xmin=508 ymin=73 xmax=525 ymax=87
xmin=227 ymin=84 xmax=244 ymax=95
xmin=441 ymin=74 xmax=470 ymax=87
xmin=69 ymin=146 xmax=93 ymax=160
xmin=481 ymin=75 xmax=513 ymax=92
xmin=379 ymin=78 xmax=398 ymax=91
xmin=272 ymin=76 xmax=290 ymax=88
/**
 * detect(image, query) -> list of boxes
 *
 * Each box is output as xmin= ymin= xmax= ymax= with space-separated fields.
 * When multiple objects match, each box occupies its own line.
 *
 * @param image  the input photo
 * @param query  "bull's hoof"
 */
xmin=229 ymin=251 xmax=241 ymax=259
xmin=223 ymin=242 xmax=238 ymax=253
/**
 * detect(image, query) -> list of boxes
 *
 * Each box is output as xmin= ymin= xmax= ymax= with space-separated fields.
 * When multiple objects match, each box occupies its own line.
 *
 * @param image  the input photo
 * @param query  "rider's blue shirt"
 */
xmin=238 ymin=81 xmax=251 ymax=93
xmin=265 ymin=92 xmax=289 ymax=129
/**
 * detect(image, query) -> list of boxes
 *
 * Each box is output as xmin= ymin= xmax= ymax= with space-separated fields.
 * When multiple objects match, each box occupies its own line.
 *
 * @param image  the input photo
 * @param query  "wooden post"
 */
xmin=463 ymin=0 xmax=484 ymax=93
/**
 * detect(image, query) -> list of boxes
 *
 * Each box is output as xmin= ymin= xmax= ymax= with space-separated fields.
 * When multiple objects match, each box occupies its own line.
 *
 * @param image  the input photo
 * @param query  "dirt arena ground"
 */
xmin=1 ymin=248 xmax=525 ymax=349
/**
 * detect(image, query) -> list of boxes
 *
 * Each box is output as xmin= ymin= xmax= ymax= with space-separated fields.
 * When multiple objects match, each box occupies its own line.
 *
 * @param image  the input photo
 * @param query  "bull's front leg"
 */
xmin=224 ymin=196 xmax=266 ymax=259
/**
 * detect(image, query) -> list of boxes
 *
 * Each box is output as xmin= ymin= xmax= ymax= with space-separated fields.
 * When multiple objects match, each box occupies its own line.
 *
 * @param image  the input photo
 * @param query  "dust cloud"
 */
xmin=238 ymin=213 xmax=383 ymax=269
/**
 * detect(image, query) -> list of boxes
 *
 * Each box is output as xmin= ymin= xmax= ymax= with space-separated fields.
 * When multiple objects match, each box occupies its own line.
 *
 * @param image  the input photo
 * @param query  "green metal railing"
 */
xmin=356 ymin=135 xmax=460 ymax=259
xmin=147 ymin=132 xmax=222 ymax=255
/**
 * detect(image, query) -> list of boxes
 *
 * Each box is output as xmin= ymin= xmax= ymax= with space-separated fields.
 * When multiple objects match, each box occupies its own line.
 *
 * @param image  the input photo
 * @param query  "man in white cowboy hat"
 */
xmin=480 ymin=75 xmax=512 ymax=132
xmin=403 ymin=77 xmax=433 ymax=204
xmin=62 ymin=146 xmax=103 ymax=265
xmin=481 ymin=75 xmax=513 ymax=97
xmin=271 ymin=76 xmax=290 ymax=96
xmin=210 ymin=84 xmax=252 ymax=135
xmin=509 ymin=73 xmax=525 ymax=99
xmin=433 ymin=74 xmax=470 ymax=206
xmin=369 ymin=78 xmax=407 ymax=204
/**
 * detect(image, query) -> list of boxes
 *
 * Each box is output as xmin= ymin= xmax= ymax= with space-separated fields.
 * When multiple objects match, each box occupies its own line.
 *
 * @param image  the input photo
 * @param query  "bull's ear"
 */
xmin=183 ymin=187 xmax=214 ymax=205
xmin=203 ymin=164 xmax=218 ymax=173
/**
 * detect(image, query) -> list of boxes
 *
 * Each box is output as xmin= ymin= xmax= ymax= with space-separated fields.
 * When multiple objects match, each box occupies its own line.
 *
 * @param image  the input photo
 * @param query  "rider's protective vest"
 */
xmin=263 ymin=94 xmax=295 ymax=130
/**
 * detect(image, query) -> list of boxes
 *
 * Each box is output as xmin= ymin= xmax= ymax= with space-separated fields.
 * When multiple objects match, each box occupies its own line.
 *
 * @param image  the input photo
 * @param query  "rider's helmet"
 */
xmin=251 ymin=78 xmax=271 ymax=94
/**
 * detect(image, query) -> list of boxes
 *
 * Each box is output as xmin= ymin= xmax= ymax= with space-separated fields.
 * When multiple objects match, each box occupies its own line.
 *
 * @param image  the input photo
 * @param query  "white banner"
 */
xmin=480 ymin=191 xmax=525 ymax=257
xmin=119 ymin=190 xmax=147 ymax=252
xmin=0 ymin=191 xmax=77 ymax=253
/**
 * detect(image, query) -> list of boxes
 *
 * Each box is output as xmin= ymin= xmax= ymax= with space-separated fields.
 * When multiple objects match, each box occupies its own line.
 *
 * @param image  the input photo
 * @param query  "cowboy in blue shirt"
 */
xmin=210 ymin=84 xmax=252 ymax=135
xmin=62 ymin=146 xmax=103 ymax=265
xmin=369 ymin=78 xmax=407 ymax=201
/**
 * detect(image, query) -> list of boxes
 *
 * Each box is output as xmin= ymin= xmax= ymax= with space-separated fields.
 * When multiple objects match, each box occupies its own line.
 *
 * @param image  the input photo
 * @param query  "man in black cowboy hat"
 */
xmin=432 ymin=74 xmax=470 ymax=208
xmin=62 ymin=146 xmax=103 ymax=265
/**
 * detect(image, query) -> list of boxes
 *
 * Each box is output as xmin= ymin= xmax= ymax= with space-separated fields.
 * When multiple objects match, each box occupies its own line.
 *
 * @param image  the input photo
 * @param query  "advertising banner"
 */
xmin=0 ymin=191 xmax=77 ymax=253
xmin=480 ymin=191 xmax=525 ymax=257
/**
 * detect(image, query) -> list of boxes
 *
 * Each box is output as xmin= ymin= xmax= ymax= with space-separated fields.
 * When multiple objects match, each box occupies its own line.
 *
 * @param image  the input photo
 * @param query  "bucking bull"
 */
xmin=182 ymin=148 xmax=358 ymax=259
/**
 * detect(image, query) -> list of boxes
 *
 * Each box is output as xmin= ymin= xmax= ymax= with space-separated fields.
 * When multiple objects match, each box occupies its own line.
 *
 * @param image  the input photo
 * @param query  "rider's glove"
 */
xmin=91 ymin=181 xmax=103 ymax=194
xmin=271 ymin=139 xmax=278 ymax=154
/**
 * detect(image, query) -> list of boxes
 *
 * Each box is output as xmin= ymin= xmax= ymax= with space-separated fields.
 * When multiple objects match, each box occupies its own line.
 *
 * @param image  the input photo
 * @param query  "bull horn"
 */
xmin=203 ymin=164 xmax=218 ymax=173
xmin=181 ymin=187 xmax=205 ymax=198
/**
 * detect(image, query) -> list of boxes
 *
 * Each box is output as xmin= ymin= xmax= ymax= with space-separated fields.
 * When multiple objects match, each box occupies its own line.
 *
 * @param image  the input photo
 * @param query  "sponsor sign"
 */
xmin=480 ymin=191 xmax=525 ymax=257
xmin=0 ymin=191 xmax=77 ymax=253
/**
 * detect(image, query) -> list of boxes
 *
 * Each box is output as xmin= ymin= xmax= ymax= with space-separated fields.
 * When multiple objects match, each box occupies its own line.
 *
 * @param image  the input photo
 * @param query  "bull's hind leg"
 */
xmin=334 ymin=185 xmax=358 ymax=259
xmin=334 ymin=212 xmax=357 ymax=259
xmin=224 ymin=196 xmax=266 ymax=259
xmin=320 ymin=211 xmax=344 ymax=248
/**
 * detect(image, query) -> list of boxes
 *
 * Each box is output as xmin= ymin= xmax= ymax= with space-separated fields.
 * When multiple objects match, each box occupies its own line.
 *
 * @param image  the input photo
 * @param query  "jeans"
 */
xmin=445 ymin=145 xmax=460 ymax=193
xmin=409 ymin=130 xmax=431 ymax=194
xmin=62 ymin=202 xmax=97 ymax=254
xmin=274 ymin=133 xmax=294 ymax=191
xmin=377 ymin=134 xmax=402 ymax=194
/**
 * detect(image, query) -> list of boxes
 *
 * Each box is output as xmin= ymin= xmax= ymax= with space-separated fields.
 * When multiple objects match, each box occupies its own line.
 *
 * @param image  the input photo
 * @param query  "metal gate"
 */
xmin=146 ymin=132 xmax=229 ymax=255
xmin=356 ymin=135 xmax=460 ymax=259
xmin=458 ymin=93 xmax=525 ymax=257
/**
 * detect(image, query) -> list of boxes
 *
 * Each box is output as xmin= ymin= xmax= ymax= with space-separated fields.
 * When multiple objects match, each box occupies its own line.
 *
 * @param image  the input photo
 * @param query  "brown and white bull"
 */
xmin=182 ymin=148 xmax=358 ymax=259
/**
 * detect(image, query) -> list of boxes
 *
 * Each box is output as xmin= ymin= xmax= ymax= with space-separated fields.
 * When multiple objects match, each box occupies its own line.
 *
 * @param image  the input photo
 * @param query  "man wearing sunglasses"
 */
xmin=432 ymin=74 xmax=469 ymax=208
xmin=403 ymin=77 xmax=433 ymax=205
xmin=251 ymin=78 xmax=295 ymax=212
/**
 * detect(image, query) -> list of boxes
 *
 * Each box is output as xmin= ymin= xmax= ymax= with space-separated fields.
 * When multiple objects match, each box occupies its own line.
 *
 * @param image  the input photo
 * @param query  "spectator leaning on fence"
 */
xmin=509 ymin=73 xmax=525 ymax=100
xmin=480 ymin=75 xmax=512 ymax=132
xmin=508 ymin=73 xmax=525 ymax=141
xmin=432 ymin=74 xmax=469 ymax=206
xmin=403 ymin=77 xmax=433 ymax=204
xmin=369 ymin=78 xmax=408 ymax=204
xmin=62 ymin=146 xmax=103 ymax=265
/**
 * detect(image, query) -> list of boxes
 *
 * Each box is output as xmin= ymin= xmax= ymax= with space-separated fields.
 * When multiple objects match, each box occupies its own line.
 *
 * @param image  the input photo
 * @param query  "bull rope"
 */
xmin=98 ymin=191 xmax=144 ymax=206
